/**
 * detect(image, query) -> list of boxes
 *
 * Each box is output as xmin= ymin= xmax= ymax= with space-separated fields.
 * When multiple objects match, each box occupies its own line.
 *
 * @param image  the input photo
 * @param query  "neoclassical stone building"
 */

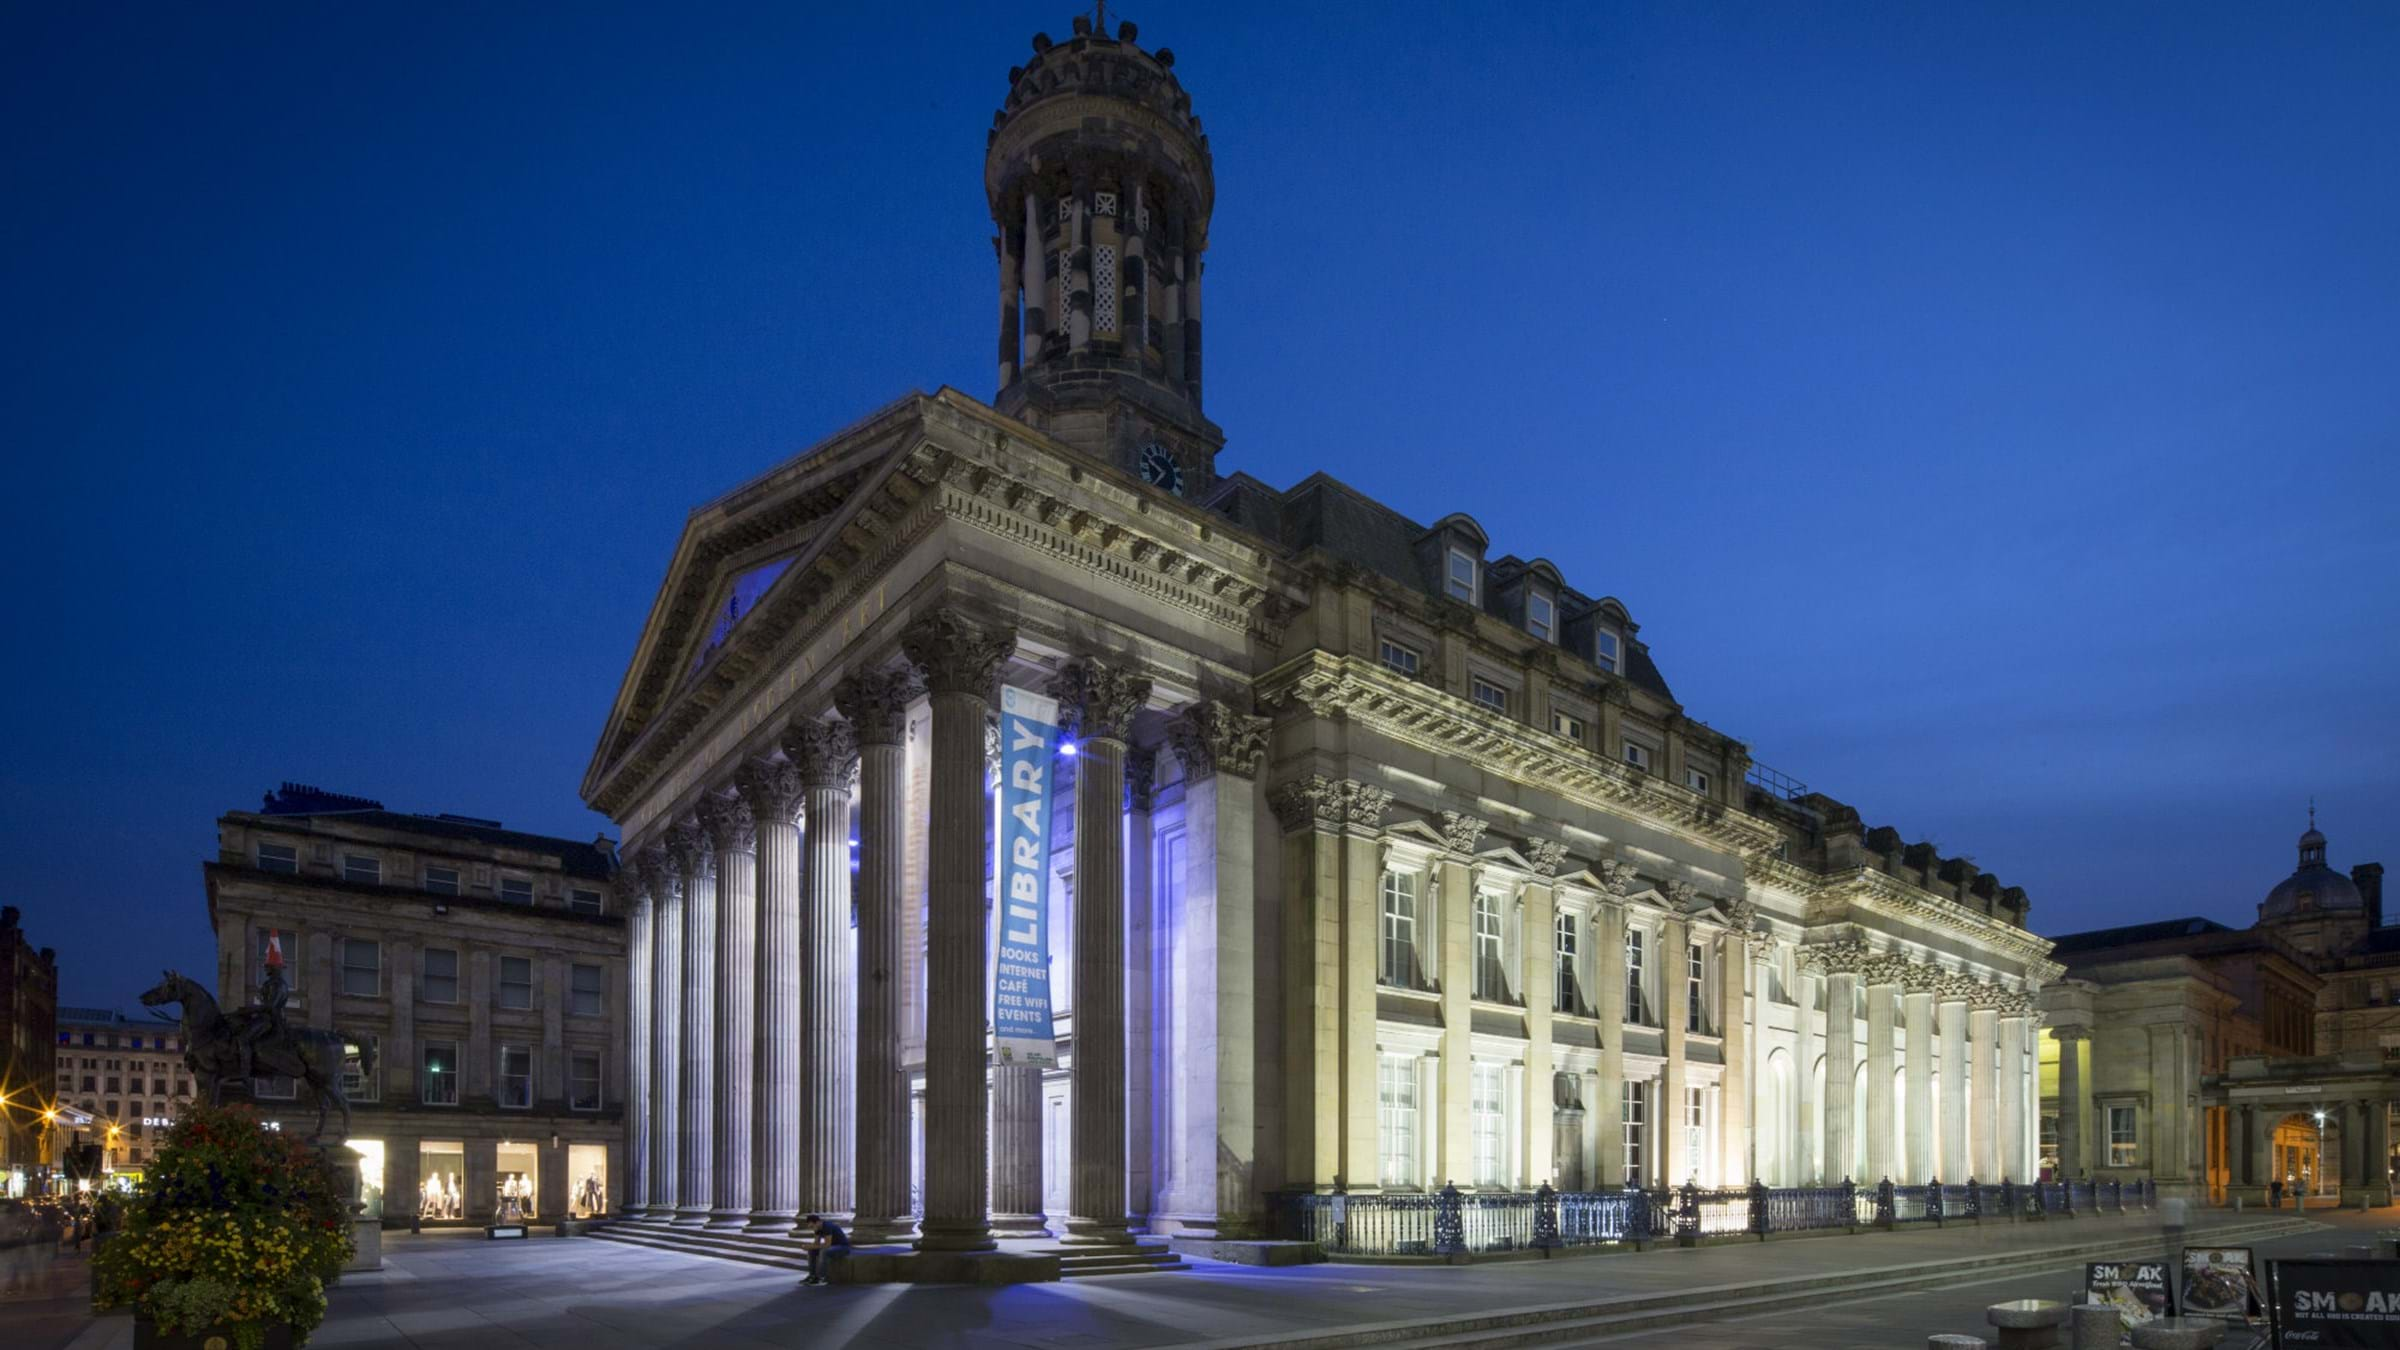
xmin=583 ymin=14 xmax=2062 ymax=1259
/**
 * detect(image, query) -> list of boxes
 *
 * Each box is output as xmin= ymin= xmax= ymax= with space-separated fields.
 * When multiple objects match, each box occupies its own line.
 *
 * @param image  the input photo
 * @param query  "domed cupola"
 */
xmin=2259 ymin=804 xmax=2364 ymax=920
xmin=984 ymin=11 xmax=1223 ymax=497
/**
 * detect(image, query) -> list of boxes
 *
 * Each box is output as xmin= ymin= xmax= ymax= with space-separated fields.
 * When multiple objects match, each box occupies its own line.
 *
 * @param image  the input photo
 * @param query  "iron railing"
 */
xmin=1279 ymin=1175 xmax=2155 ymax=1257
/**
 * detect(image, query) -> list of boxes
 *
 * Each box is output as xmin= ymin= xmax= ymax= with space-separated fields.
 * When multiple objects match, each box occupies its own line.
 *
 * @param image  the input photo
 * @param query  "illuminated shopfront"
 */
xmin=418 ymin=1140 xmax=465 ymax=1221
xmin=567 ymin=1143 xmax=608 ymax=1218
xmin=347 ymin=1138 xmax=386 ymax=1220
xmin=495 ymin=1141 xmax=537 ymax=1221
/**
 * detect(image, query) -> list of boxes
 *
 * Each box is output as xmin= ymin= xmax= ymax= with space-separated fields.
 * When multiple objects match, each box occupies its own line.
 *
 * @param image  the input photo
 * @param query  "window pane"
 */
xmin=257 ymin=843 xmax=298 ymax=874
xmin=423 ymin=866 xmax=459 ymax=897
xmin=343 ymin=854 xmax=381 ymax=884
xmin=570 ymin=964 xmax=603 ymax=1017
xmin=500 ymin=956 xmax=534 ymax=1010
xmin=1379 ymin=872 xmax=1417 ymax=988
xmin=1595 ymin=631 xmax=1621 ymax=674
xmin=341 ymin=939 xmax=379 ymax=997
xmin=569 ymin=1052 xmax=602 ymax=1111
xmin=1447 ymin=550 xmax=1476 ymax=601
xmin=1527 ymin=593 xmax=1553 ymax=640
xmin=500 ymin=878 xmax=534 ymax=905
xmin=568 ymin=888 xmax=603 ymax=914
xmin=499 ymin=1046 xmax=532 ymax=1109
xmin=423 ymin=949 xmax=459 ymax=1004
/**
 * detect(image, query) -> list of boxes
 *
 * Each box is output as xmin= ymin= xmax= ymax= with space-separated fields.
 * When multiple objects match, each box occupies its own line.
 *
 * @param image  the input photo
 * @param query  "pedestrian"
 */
xmin=799 ymin=1213 xmax=850 ymax=1286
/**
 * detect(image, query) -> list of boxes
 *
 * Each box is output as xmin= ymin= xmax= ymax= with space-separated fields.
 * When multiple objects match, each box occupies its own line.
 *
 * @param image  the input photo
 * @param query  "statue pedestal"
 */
xmin=346 ymin=1217 xmax=382 ymax=1272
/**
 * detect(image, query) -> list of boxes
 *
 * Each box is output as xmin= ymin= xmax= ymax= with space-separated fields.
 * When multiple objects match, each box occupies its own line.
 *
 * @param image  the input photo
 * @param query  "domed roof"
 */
xmin=2259 ymin=808 xmax=2362 ymax=919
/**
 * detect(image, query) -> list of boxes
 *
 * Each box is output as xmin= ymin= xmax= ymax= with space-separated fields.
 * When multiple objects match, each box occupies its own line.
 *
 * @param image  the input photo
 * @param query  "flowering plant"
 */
xmin=93 ymin=1101 xmax=354 ymax=1350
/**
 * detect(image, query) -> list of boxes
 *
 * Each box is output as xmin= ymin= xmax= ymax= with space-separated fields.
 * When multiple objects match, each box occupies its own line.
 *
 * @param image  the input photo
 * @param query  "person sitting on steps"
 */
xmin=800 ymin=1213 xmax=850 ymax=1286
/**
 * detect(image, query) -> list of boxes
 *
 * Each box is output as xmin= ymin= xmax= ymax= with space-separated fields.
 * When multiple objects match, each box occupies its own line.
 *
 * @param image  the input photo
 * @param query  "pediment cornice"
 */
xmin=1812 ymin=867 xmax=2061 ymax=975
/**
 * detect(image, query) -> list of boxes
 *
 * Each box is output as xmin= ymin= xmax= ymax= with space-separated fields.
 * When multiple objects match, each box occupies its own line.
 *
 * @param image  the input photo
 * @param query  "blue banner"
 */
xmin=993 ymin=684 xmax=1060 ymax=1067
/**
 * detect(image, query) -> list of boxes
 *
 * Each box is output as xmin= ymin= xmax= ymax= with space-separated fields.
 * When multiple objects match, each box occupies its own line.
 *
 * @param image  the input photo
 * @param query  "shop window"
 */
xmin=499 ymin=1045 xmax=533 ymax=1109
xmin=420 ymin=1041 xmax=459 ymax=1106
xmin=569 ymin=1051 xmax=602 ymax=1111
xmin=418 ymin=1141 xmax=465 ymax=1220
xmin=499 ymin=957 xmax=534 ymax=1010
xmin=349 ymin=1138 xmax=386 ymax=1220
xmin=496 ymin=1141 xmax=537 ymax=1221
xmin=568 ymin=1143 xmax=610 ymax=1218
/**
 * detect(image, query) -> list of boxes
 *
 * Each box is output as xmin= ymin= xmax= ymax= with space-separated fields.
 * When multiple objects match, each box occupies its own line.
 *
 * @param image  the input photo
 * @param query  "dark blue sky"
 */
xmin=6 ymin=2 xmax=2395 ymax=1009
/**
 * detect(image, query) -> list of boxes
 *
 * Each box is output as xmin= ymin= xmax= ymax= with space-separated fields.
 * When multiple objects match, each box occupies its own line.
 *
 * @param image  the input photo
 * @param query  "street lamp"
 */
xmin=2312 ymin=1110 xmax=2328 ymax=1199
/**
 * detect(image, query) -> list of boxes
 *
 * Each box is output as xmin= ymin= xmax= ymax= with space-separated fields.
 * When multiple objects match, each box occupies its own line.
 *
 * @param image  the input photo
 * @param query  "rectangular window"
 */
xmin=499 ymin=877 xmax=535 ymax=905
xmin=568 ymin=888 xmax=604 ymax=915
xmin=498 ymin=1045 xmax=533 ymax=1109
xmin=1595 ymin=630 xmax=1621 ymax=675
xmin=342 ymin=853 xmax=381 ymax=885
xmin=1446 ymin=548 xmax=1478 ymax=603
xmin=2108 ymin=1106 xmax=2138 ymax=1166
xmin=1686 ymin=1086 xmax=1706 ymax=1173
xmin=1554 ymin=910 xmax=1580 ymax=1013
xmin=2039 ymin=1113 xmax=2060 ymax=1175
xmin=1623 ymin=1080 xmax=1647 ymax=1185
xmin=1378 ymin=871 xmax=1418 ymax=988
xmin=341 ymin=1035 xmax=378 ymax=1102
xmin=1686 ymin=942 xmax=1706 ymax=1034
xmin=1626 ymin=928 xmax=1647 ymax=1023
xmin=1378 ymin=638 xmax=1421 ymax=677
xmin=569 ymin=963 xmax=604 ymax=1017
xmin=499 ymin=956 xmax=534 ymax=1010
xmin=256 ymin=842 xmax=298 ymax=874
xmin=1378 ymin=1053 xmax=1418 ymax=1188
xmin=1472 ymin=893 xmax=1507 ymax=1001
xmin=1551 ymin=707 xmax=1586 ymax=741
xmin=423 ymin=866 xmax=460 ymax=897
xmin=421 ymin=1041 xmax=459 ymax=1105
xmin=1472 ymin=1062 xmax=1507 ymax=1187
xmin=422 ymin=948 xmax=459 ymax=1004
xmin=340 ymin=939 xmax=380 ymax=997
xmin=255 ymin=929 xmax=299 ymax=990
xmin=569 ymin=1051 xmax=602 ymax=1111
xmin=1526 ymin=592 xmax=1554 ymax=641
xmin=1623 ymin=741 xmax=1653 ymax=771
xmin=1470 ymin=677 xmax=1510 ymax=715
xmin=1686 ymin=768 xmax=1711 ymax=795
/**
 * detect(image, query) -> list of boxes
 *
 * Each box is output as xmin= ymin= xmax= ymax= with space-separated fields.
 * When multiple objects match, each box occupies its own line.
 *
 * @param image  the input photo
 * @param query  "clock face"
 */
xmin=1138 ymin=442 xmax=1185 ymax=495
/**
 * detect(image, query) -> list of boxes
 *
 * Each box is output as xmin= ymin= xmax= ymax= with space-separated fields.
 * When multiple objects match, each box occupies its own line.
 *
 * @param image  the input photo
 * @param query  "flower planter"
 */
xmin=133 ymin=1317 xmax=296 ymax=1350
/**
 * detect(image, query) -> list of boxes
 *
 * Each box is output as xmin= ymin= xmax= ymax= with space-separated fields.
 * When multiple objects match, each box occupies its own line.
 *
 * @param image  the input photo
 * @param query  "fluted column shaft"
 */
xmin=646 ymin=858 xmax=682 ymax=1218
xmin=988 ymin=739 xmax=1049 ymax=1237
xmin=904 ymin=609 xmax=1013 ymax=1253
xmin=1593 ymin=899 xmax=1627 ymax=1185
xmin=741 ymin=761 xmax=804 ymax=1230
xmin=841 ymin=672 xmax=918 ymax=1242
xmin=790 ymin=720 xmax=857 ymax=1223
xmin=1823 ymin=971 xmax=1856 ymax=1182
xmin=2055 ymin=1028 xmax=2086 ymax=1178
xmin=706 ymin=800 xmax=757 ymax=1227
xmin=1864 ymin=982 xmax=1897 ymax=1182
xmin=1903 ymin=990 xmax=1935 ymax=1181
xmin=1939 ymin=998 xmax=1970 ymax=1180
xmin=1056 ymin=658 xmax=1148 ymax=1244
xmin=674 ymin=832 xmax=717 ymax=1223
xmin=1969 ymin=1005 xmax=2000 ymax=1179
xmin=625 ymin=892 xmax=652 ymax=1216
xmin=1998 ymin=1014 xmax=2028 ymax=1181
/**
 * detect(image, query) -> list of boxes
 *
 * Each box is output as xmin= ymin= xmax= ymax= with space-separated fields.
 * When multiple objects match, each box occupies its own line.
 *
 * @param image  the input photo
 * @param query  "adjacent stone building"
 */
xmin=1 ymin=905 xmax=60 ymax=1195
xmin=53 ymin=1006 xmax=200 ymax=1183
xmin=582 ymin=14 xmax=2064 ymax=1264
xmin=2041 ymin=814 xmax=2394 ymax=1204
xmin=205 ymin=783 xmax=627 ymax=1225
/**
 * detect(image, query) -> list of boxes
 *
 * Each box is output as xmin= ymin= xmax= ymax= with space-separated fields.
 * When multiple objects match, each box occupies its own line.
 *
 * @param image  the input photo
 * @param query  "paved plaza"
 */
xmin=17 ymin=1206 xmax=2388 ymax=1350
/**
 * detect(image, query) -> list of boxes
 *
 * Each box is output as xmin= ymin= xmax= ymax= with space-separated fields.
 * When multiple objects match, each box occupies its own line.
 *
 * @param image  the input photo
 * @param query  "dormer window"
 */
xmin=1686 ymin=768 xmax=1711 ymax=795
xmin=1526 ymin=592 xmax=1555 ymax=642
xmin=1594 ymin=630 xmax=1621 ymax=675
xmin=1446 ymin=549 xmax=1479 ymax=604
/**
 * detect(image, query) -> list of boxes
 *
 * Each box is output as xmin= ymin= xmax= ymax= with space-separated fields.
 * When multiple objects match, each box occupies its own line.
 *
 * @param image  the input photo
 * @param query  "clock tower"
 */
xmin=985 ymin=13 xmax=1223 ymax=498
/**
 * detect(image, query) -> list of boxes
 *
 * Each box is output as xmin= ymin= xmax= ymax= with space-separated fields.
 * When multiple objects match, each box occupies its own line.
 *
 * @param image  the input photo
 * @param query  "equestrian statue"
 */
xmin=140 ymin=943 xmax=372 ymax=1141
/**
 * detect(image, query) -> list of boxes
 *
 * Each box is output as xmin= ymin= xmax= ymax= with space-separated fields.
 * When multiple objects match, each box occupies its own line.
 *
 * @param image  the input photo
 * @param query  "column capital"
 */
xmin=1124 ymin=748 xmax=1157 ymax=813
xmin=666 ymin=822 xmax=712 ymax=882
xmin=2050 ymin=1024 xmax=2092 ymax=1043
xmin=1525 ymin=838 xmax=1567 ymax=877
xmin=900 ymin=607 xmax=1015 ymax=697
xmin=1265 ymin=775 xmax=1390 ymax=834
xmin=1164 ymin=700 xmax=1268 ymax=782
xmin=736 ymin=756 xmax=805 ymax=827
xmin=1596 ymin=857 xmax=1638 ymax=899
xmin=782 ymin=719 xmax=858 ymax=789
xmin=1048 ymin=656 xmax=1152 ymax=744
xmin=696 ymin=793 xmax=755 ymax=855
xmin=833 ymin=669 xmax=921 ymax=747
xmin=1438 ymin=810 xmax=1489 ymax=857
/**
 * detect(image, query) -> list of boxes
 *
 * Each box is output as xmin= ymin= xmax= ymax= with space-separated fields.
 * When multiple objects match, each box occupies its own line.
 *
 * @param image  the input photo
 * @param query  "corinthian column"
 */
xmin=988 ymin=730 xmax=1050 ymax=1238
xmin=701 ymin=794 xmax=756 ymax=1227
xmin=1970 ymin=996 xmax=2001 ymax=1180
xmin=624 ymin=877 xmax=653 ymax=1217
xmin=1939 ymin=987 xmax=1970 ymax=1180
xmin=738 ymin=758 xmax=804 ymax=1230
xmin=1163 ymin=699 xmax=1269 ymax=1234
xmin=1864 ymin=974 xmax=1897 ymax=1182
xmin=786 ymin=717 xmax=858 ymax=1225
xmin=836 ymin=669 xmax=920 ymax=1242
xmin=1903 ymin=982 xmax=1935 ymax=1182
xmin=901 ymin=607 xmax=1015 ymax=1253
xmin=671 ymin=822 xmax=716 ymax=1225
xmin=1051 ymin=656 xmax=1151 ymax=1245
xmin=1824 ymin=966 xmax=1857 ymax=1183
xmin=642 ymin=848 xmax=681 ymax=1220
xmin=1998 ymin=1005 xmax=2029 ymax=1182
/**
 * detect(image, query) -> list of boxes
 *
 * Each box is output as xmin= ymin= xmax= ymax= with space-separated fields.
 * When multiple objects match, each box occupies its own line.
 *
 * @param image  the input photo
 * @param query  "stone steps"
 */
xmin=1184 ymin=1217 xmax=2319 ymax=1350
xmin=1037 ymin=1244 xmax=1191 ymax=1277
xmin=585 ymin=1221 xmax=1188 ymax=1278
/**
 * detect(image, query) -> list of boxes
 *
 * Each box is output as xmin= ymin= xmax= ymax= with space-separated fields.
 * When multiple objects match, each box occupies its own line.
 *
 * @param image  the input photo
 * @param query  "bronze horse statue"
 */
xmin=140 ymin=970 xmax=370 ymax=1141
